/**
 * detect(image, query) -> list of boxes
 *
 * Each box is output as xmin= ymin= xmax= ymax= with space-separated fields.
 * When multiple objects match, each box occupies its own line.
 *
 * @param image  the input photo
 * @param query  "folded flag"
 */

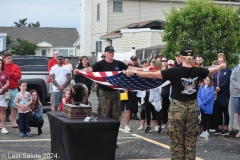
xmin=75 ymin=70 xmax=169 ymax=90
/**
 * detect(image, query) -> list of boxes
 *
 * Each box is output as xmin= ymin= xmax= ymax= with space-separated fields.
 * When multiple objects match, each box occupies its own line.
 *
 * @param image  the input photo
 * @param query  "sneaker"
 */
xmin=26 ymin=132 xmax=33 ymax=137
xmin=162 ymin=124 xmax=166 ymax=129
xmin=209 ymin=129 xmax=216 ymax=133
xmin=124 ymin=125 xmax=131 ymax=132
xmin=20 ymin=132 xmax=25 ymax=137
xmin=157 ymin=127 xmax=163 ymax=134
xmin=236 ymin=132 xmax=240 ymax=138
xmin=155 ymin=125 xmax=158 ymax=132
xmin=137 ymin=125 xmax=145 ymax=131
xmin=214 ymin=129 xmax=223 ymax=135
xmin=145 ymin=127 xmax=151 ymax=133
xmin=1 ymin=127 xmax=9 ymax=134
xmin=200 ymin=131 xmax=205 ymax=137
xmin=220 ymin=130 xmax=229 ymax=136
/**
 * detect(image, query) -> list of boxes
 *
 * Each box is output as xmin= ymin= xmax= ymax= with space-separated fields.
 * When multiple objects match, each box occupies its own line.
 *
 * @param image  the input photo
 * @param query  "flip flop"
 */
xmin=12 ymin=125 xmax=18 ymax=128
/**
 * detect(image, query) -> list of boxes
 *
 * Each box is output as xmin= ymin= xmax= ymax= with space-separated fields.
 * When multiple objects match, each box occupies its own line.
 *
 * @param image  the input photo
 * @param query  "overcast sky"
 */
xmin=0 ymin=0 xmax=81 ymax=34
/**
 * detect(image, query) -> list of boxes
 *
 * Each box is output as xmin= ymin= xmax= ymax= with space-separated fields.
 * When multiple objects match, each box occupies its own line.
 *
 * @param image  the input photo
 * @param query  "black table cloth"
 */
xmin=47 ymin=111 xmax=120 ymax=160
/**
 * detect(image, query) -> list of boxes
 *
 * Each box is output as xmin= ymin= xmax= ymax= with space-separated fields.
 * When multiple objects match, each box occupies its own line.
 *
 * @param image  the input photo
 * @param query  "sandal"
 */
xmin=12 ymin=125 xmax=18 ymax=128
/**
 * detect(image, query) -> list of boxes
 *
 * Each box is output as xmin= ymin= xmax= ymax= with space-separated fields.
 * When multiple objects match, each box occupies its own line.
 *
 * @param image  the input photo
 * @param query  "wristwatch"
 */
xmin=133 ymin=70 xmax=137 ymax=76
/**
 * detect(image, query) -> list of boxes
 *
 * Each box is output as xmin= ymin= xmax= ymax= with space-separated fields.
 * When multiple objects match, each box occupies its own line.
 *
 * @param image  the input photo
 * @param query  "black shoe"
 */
xmin=145 ymin=127 xmax=151 ymax=133
xmin=132 ymin=113 xmax=139 ymax=120
xmin=158 ymin=127 xmax=163 ymax=134
xmin=6 ymin=117 xmax=10 ymax=122
xmin=38 ymin=129 xmax=43 ymax=135
xmin=214 ymin=128 xmax=223 ymax=135
xmin=220 ymin=130 xmax=229 ymax=136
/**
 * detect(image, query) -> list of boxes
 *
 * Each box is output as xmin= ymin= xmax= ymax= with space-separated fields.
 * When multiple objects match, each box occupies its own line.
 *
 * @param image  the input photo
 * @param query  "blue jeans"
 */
xmin=18 ymin=112 xmax=30 ymax=133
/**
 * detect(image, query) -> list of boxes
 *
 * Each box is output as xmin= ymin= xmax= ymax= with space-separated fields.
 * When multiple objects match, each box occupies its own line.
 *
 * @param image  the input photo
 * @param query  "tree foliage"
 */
xmin=14 ymin=18 xmax=27 ymax=27
xmin=14 ymin=18 xmax=40 ymax=27
xmin=162 ymin=0 xmax=240 ymax=66
xmin=6 ymin=36 xmax=13 ymax=50
xmin=11 ymin=38 xmax=38 ymax=55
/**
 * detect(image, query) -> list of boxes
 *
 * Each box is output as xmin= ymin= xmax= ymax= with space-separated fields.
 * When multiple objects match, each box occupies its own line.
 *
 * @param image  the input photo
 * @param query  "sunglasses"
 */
xmin=128 ymin=64 xmax=133 ymax=66
xmin=162 ymin=60 xmax=167 ymax=62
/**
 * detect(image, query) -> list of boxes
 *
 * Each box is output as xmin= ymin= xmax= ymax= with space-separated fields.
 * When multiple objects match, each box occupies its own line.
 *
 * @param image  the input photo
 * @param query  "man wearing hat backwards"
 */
xmin=50 ymin=54 xmax=71 ymax=111
xmin=124 ymin=46 xmax=226 ymax=159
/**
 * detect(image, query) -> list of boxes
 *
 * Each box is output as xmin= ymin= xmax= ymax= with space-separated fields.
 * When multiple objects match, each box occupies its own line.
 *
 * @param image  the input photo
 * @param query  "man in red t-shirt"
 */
xmin=4 ymin=52 xmax=22 ymax=128
xmin=48 ymin=51 xmax=60 ymax=110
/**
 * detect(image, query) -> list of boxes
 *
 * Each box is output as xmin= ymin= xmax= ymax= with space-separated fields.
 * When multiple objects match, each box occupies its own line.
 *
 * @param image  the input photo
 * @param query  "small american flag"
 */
xmin=75 ymin=70 xmax=169 ymax=90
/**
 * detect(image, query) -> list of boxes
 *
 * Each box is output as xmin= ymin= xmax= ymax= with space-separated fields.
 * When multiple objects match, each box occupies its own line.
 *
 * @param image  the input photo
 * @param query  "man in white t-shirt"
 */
xmin=50 ymin=54 xmax=71 ymax=111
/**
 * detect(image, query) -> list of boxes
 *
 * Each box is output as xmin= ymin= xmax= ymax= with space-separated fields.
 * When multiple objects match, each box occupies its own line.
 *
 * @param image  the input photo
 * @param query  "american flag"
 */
xmin=75 ymin=70 xmax=169 ymax=90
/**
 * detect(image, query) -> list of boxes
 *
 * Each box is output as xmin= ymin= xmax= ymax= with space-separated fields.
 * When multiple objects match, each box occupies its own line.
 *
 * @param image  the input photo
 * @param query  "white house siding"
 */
xmin=151 ymin=31 xmax=164 ymax=46
xmin=107 ymin=0 xmax=183 ymax=32
xmin=91 ymin=0 xmax=108 ymax=54
xmin=113 ymin=32 xmax=151 ymax=53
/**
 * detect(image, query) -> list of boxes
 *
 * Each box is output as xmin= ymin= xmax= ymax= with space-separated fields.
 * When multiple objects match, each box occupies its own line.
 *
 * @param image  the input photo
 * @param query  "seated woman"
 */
xmin=17 ymin=90 xmax=44 ymax=135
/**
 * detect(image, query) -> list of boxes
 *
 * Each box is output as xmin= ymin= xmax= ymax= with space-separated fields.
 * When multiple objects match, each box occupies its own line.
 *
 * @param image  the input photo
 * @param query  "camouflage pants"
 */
xmin=98 ymin=89 xmax=121 ymax=121
xmin=167 ymin=99 xmax=199 ymax=160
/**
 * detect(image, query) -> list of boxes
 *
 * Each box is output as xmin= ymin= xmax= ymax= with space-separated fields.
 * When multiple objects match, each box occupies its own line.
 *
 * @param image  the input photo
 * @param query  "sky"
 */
xmin=0 ymin=0 xmax=81 ymax=34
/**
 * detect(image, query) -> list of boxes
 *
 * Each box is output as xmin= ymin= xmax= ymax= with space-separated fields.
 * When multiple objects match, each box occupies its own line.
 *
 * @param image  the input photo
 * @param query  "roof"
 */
xmin=100 ymin=19 xmax=165 ymax=39
xmin=0 ymin=27 xmax=79 ymax=47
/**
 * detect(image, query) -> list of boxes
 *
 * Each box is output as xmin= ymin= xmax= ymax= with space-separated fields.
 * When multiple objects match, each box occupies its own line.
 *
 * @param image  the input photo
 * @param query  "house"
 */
xmin=0 ymin=27 xmax=80 ymax=57
xmin=80 ymin=0 xmax=240 ymax=57
xmin=0 ymin=33 xmax=7 ymax=52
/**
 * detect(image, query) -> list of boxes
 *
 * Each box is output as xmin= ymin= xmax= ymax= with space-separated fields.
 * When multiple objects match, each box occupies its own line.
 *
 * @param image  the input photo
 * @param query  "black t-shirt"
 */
xmin=161 ymin=67 xmax=209 ymax=101
xmin=174 ymin=62 xmax=182 ymax=67
xmin=91 ymin=59 xmax=128 ymax=91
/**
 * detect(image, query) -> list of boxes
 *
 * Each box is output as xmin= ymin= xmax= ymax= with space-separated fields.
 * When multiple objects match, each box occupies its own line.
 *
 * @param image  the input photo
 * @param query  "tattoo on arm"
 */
xmin=63 ymin=73 xmax=71 ymax=88
xmin=50 ymin=74 xmax=59 ymax=87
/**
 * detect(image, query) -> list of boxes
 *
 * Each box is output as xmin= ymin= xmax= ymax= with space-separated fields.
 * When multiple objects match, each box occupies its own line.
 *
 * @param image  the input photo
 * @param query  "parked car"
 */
xmin=12 ymin=56 xmax=50 ymax=104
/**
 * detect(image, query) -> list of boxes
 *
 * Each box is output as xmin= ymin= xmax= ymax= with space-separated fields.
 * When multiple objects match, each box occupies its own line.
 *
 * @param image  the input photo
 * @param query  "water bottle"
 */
xmin=205 ymin=130 xmax=209 ymax=141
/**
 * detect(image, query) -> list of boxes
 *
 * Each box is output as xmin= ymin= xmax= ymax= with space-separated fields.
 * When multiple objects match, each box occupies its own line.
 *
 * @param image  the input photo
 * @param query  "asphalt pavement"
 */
xmin=0 ymin=92 xmax=240 ymax=160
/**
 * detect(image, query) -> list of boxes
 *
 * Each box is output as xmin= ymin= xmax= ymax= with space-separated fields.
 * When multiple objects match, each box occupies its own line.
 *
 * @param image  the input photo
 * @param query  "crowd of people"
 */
xmin=0 ymin=52 xmax=44 ymax=137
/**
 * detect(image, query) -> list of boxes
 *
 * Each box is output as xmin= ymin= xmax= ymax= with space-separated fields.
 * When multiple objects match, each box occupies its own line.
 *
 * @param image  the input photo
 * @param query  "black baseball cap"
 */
xmin=105 ymin=46 xmax=115 ymax=52
xmin=175 ymin=52 xmax=180 ymax=57
xmin=130 ymin=56 xmax=137 ymax=61
xmin=57 ymin=54 xmax=64 ymax=60
xmin=180 ymin=46 xmax=193 ymax=56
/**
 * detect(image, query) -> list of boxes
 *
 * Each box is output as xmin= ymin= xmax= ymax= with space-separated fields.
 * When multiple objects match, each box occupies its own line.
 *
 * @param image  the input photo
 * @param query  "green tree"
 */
xmin=6 ymin=36 xmax=13 ymax=50
xmin=14 ymin=18 xmax=40 ymax=27
xmin=31 ymin=21 xmax=40 ymax=27
xmin=11 ymin=38 xmax=38 ymax=55
xmin=14 ymin=18 xmax=27 ymax=27
xmin=162 ymin=0 xmax=240 ymax=66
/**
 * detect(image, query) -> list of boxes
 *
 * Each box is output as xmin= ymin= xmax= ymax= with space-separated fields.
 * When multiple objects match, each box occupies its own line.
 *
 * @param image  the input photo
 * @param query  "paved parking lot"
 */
xmin=0 ymin=93 xmax=240 ymax=160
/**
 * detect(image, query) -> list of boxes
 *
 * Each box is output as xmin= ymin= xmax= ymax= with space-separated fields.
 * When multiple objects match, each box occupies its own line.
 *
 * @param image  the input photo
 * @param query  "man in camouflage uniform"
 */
xmin=125 ymin=46 xmax=226 ymax=159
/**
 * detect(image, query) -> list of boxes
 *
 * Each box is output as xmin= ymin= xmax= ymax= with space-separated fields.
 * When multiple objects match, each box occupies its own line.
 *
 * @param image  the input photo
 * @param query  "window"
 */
xmin=69 ymin=50 xmax=73 ymax=56
xmin=113 ymin=1 xmax=122 ymax=13
xmin=59 ymin=49 xmax=68 ymax=57
xmin=97 ymin=3 xmax=100 ymax=21
xmin=41 ymin=49 xmax=46 ymax=57
xmin=96 ymin=41 xmax=102 ymax=53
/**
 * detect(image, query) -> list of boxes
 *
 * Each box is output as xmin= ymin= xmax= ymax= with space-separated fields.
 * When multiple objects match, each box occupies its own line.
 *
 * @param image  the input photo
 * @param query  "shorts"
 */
xmin=120 ymin=92 xmax=134 ymax=111
xmin=52 ymin=92 xmax=64 ymax=107
xmin=233 ymin=97 xmax=240 ymax=113
xmin=0 ymin=94 xmax=8 ymax=108
xmin=8 ymin=88 xmax=19 ymax=109
xmin=48 ymin=83 xmax=53 ymax=93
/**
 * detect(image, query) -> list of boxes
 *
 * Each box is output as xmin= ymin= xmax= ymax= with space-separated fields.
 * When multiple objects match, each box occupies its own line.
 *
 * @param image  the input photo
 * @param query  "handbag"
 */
xmin=120 ymin=92 xmax=128 ymax=101
xmin=4 ymin=92 xmax=11 ymax=100
xmin=0 ymin=81 xmax=10 ymax=100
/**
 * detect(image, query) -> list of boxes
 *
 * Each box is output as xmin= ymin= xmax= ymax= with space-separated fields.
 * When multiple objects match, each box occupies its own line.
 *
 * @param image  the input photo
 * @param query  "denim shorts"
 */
xmin=52 ymin=92 xmax=64 ymax=107
xmin=8 ymin=88 xmax=19 ymax=109
xmin=233 ymin=97 xmax=240 ymax=113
